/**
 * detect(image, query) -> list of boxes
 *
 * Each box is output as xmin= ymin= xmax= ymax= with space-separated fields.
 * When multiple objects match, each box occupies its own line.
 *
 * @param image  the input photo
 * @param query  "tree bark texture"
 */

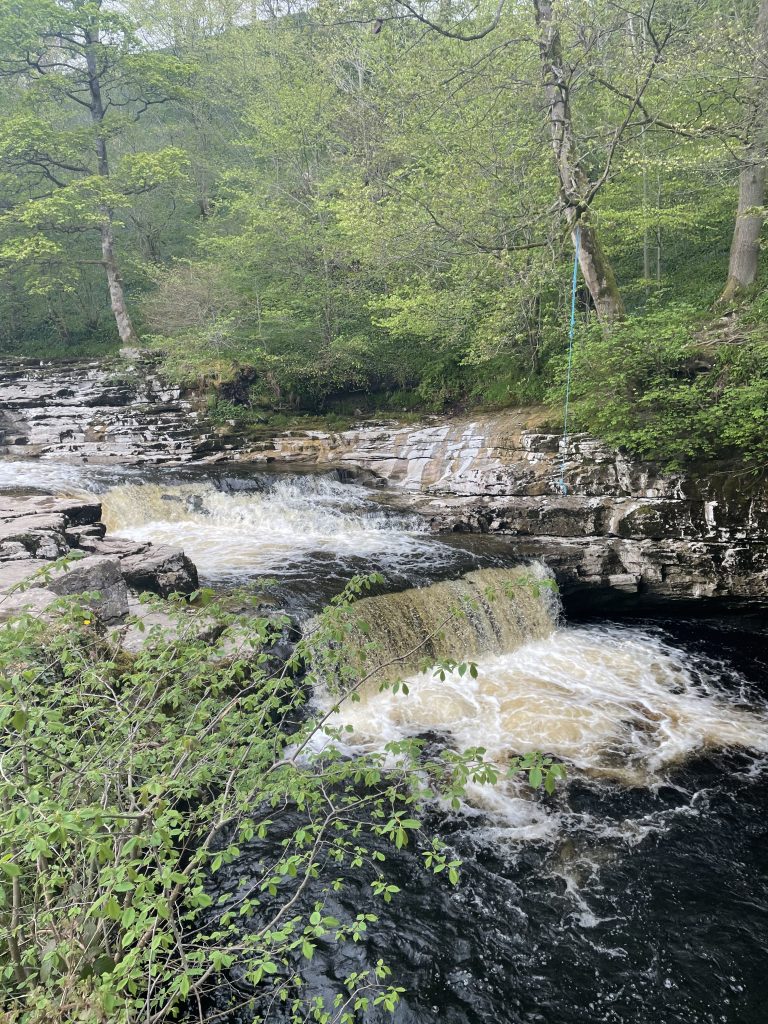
xmin=533 ymin=0 xmax=625 ymax=322
xmin=720 ymin=0 xmax=768 ymax=303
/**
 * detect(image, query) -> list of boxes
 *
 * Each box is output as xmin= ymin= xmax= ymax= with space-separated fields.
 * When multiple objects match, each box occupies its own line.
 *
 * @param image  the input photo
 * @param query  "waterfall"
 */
xmin=311 ymin=565 xmax=560 ymax=686
xmin=309 ymin=572 xmax=768 ymax=794
xmin=98 ymin=474 xmax=465 ymax=585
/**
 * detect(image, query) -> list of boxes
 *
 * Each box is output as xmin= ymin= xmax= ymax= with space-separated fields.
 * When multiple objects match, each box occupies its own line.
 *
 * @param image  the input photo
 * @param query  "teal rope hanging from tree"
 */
xmin=559 ymin=225 xmax=581 ymax=495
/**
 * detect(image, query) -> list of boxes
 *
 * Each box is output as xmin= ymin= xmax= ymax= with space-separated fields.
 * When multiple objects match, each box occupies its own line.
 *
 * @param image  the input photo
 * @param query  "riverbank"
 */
xmin=2 ymin=356 xmax=767 ymax=607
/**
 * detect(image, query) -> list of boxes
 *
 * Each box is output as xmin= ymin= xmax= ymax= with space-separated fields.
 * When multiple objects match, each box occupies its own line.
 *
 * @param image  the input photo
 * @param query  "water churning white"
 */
xmin=101 ymin=475 xmax=445 ymax=580
xmin=323 ymin=624 xmax=768 ymax=788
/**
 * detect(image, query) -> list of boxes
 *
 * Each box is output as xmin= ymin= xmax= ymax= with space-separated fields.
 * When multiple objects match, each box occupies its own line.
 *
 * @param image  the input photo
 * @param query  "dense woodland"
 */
xmin=2 ymin=5 xmax=768 ymax=1021
xmin=1 ymin=0 xmax=768 ymax=464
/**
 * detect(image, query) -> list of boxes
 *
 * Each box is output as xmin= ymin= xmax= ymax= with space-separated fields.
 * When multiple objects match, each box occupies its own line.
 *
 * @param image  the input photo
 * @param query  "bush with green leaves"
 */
xmin=0 ymin=578 xmax=562 ymax=1024
xmin=549 ymin=303 xmax=768 ymax=469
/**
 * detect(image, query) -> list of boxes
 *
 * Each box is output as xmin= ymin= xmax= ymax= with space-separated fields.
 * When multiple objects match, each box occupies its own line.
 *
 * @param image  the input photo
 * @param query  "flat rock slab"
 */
xmin=0 ymin=559 xmax=52 ymax=592
xmin=0 ymin=588 xmax=57 ymax=622
xmin=0 ymin=496 xmax=102 ymax=525
xmin=0 ymin=513 xmax=68 ymax=537
xmin=78 ymin=537 xmax=149 ymax=558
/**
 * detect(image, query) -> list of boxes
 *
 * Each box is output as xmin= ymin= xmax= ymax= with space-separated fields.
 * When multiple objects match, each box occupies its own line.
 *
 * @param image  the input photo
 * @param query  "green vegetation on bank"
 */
xmin=1 ymin=0 xmax=767 ymax=466
xmin=0 ymin=579 xmax=562 ymax=1023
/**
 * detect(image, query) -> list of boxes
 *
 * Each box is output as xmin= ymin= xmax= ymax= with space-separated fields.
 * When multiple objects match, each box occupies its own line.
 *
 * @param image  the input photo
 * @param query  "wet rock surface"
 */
xmin=0 ymin=493 xmax=198 ymax=622
xmin=240 ymin=416 xmax=768 ymax=604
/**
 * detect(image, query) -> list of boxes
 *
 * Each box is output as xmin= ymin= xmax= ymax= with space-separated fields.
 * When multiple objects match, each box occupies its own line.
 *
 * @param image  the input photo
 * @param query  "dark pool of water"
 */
xmin=203 ymin=613 xmax=768 ymax=1024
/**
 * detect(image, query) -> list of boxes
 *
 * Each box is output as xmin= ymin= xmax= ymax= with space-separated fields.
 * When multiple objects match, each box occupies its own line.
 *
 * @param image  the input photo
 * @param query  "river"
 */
xmin=5 ymin=459 xmax=768 ymax=1023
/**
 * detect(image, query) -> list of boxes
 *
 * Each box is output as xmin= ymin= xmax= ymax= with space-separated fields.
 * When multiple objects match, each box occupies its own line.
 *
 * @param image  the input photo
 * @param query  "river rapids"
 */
xmin=5 ymin=460 xmax=768 ymax=1022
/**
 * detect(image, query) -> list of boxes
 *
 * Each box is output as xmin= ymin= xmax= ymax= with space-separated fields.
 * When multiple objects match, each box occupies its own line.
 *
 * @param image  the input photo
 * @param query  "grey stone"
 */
xmin=0 ymin=588 xmax=57 ymax=622
xmin=0 ymin=357 xmax=229 ymax=464
xmin=119 ymin=545 xmax=199 ymax=597
xmin=0 ymin=541 xmax=32 ymax=561
xmin=43 ymin=556 xmax=129 ymax=622
xmin=65 ymin=523 xmax=107 ymax=545
xmin=78 ymin=537 xmax=147 ymax=557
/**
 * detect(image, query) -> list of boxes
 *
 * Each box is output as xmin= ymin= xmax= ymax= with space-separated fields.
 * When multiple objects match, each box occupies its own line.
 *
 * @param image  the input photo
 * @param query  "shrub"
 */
xmin=0 ymin=582 xmax=559 ymax=1023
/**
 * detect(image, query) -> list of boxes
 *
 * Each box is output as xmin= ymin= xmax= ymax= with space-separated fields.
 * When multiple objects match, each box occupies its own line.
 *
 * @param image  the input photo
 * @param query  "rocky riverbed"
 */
xmin=2 ymin=357 xmax=767 ymax=605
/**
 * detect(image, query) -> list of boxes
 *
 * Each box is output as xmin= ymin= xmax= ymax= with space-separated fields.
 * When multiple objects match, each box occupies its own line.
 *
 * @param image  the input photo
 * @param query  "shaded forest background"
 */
xmin=1 ymin=0 xmax=768 ymax=465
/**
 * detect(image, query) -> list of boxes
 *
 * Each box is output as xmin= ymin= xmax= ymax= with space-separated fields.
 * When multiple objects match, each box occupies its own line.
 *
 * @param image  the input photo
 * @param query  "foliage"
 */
xmin=0 ymin=578 xmax=561 ymax=1023
xmin=551 ymin=303 xmax=768 ymax=468
xmin=0 ymin=0 xmax=766 ymax=458
xmin=0 ymin=0 xmax=192 ymax=345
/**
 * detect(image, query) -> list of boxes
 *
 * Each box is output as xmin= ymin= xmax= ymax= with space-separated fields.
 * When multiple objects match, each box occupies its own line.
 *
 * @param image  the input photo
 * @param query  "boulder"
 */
xmin=119 ymin=545 xmax=199 ymax=597
xmin=43 ymin=556 xmax=129 ymax=622
xmin=0 ymin=541 xmax=33 ymax=561
xmin=65 ymin=523 xmax=107 ymax=545
xmin=0 ymin=514 xmax=69 ymax=559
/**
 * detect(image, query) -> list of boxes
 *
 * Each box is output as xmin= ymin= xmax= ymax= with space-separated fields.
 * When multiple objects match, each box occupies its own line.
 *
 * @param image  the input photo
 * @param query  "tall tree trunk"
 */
xmin=533 ymin=0 xmax=625 ymax=322
xmin=720 ymin=0 xmax=768 ymax=304
xmin=721 ymin=151 xmax=766 ymax=303
xmin=100 ymin=220 xmax=137 ymax=346
xmin=568 ymin=214 xmax=623 ymax=321
xmin=85 ymin=26 xmax=139 ymax=348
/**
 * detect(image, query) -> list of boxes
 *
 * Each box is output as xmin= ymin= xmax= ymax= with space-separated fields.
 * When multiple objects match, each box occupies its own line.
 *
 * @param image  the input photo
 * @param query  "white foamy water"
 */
xmin=313 ymin=625 xmax=768 ymax=827
xmin=0 ymin=459 xmax=91 ymax=494
xmin=101 ymin=476 xmax=452 ymax=580
xmin=0 ymin=459 xmax=141 ymax=495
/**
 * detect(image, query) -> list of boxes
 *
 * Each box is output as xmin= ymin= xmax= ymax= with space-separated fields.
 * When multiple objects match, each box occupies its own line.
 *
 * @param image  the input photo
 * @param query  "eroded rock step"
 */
xmin=0 ymin=357 xmax=242 ymax=463
xmin=0 ymin=493 xmax=198 ymax=624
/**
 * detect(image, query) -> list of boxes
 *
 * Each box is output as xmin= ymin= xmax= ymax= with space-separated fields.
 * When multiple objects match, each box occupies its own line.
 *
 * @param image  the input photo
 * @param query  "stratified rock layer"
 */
xmin=241 ymin=414 xmax=768 ymax=604
xmin=0 ymin=357 xmax=236 ymax=463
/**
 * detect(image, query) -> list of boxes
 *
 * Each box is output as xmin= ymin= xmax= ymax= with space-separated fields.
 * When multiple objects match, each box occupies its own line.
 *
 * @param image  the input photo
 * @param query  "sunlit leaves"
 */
xmin=0 ymin=574 xmax=564 ymax=1021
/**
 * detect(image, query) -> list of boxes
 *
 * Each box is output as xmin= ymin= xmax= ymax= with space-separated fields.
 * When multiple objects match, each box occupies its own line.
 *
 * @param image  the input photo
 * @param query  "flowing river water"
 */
xmin=5 ymin=460 xmax=768 ymax=1023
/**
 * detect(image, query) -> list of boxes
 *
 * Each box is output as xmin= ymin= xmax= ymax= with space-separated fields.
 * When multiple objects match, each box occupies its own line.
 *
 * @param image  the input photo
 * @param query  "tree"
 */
xmin=0 ymin=0 xmax=188 ymax=347
xmin=532 ymin=0 xmax=625 ymax=322
xmin=720 ymin=0 xmax=768 ymax=303
xmin=383 ymin=0 xmax=685 ymax=322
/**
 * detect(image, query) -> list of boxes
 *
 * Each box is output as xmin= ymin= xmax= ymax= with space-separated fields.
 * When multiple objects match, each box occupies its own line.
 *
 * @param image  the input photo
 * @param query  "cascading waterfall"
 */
xmin=310 ymin=565 xmax=559 ymax=685
xmin=318 ymin=618 xmax=768 ymax=791
xmin=309 ymin=568 xmax=768 ymax=806
xmin=99 ymin=475 xmax=459 ymax=583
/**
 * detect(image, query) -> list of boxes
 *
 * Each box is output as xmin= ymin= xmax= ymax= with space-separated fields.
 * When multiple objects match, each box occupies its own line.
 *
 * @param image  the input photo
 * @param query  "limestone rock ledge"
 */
xmin=0 ymin=494 xmax=198 ymax=622
xmin=240 ymin=414 xmax=768 ymax=604
xmin=0 ymin=357 xmax=237 ymax=464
